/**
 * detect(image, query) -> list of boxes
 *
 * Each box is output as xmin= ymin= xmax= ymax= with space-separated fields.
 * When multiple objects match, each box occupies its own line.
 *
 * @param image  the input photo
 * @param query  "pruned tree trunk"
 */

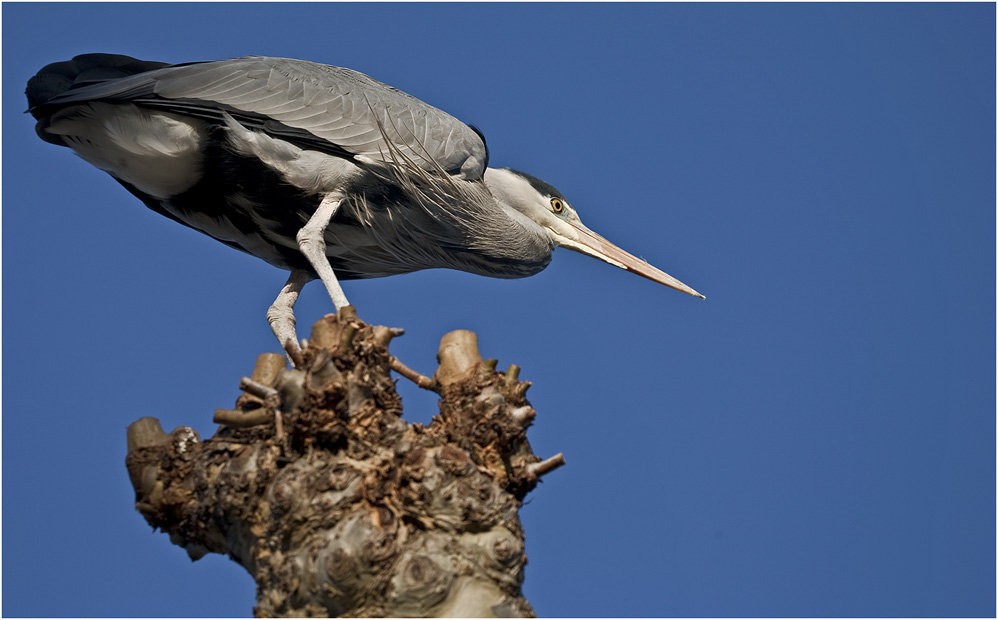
xmin=125 ymin=308 xmax=563 ymax=617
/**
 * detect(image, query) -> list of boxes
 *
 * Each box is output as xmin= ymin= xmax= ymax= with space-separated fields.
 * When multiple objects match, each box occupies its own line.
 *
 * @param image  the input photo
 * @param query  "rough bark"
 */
xmin=125 ymin=308 xmax=563 ymax=617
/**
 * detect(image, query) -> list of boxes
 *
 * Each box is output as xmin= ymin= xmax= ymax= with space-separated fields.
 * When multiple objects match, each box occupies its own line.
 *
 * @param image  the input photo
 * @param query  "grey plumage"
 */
xmin=27 ymin=53 xmax=702 ymax=357
xmin=32 ymin=55 xmax=488 ymax=179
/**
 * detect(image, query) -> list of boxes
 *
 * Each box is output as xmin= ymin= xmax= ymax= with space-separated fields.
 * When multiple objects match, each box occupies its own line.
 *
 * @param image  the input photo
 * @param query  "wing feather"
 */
xmin=40 ymin=56 xmax=488 ymax=180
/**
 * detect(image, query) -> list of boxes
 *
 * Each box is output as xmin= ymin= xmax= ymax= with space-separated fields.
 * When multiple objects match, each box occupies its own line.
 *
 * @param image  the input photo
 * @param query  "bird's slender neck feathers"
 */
xmin=343 ymin=161 xmax=553 ymax=279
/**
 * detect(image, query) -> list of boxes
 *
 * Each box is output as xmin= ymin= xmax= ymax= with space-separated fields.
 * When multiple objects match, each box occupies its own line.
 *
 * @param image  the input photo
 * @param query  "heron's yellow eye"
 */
xmin=551 ymin=198 xmax=565 ymax=213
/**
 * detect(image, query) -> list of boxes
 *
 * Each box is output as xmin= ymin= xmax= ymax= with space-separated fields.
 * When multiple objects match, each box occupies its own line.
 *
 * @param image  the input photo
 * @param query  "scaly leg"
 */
xmin=268 ymin=269 xmax=314 ymax=359
xmin=297 ymin=192 xmax=350 ymax=310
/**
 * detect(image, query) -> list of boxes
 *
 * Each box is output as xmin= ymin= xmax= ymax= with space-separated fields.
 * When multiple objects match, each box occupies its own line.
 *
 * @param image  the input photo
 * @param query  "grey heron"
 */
xmin=27 ymin=53 xmax=703 ymax=355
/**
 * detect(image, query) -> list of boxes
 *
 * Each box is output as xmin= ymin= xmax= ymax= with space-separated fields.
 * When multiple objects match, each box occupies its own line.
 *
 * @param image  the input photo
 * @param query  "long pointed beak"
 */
xmin=561 ymin=221 xmax=705 ymax=299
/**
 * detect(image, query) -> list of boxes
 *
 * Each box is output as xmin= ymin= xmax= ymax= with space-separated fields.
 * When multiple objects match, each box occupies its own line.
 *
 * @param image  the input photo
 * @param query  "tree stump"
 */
xmin=125 ymin=309 xmax=564 ymax=617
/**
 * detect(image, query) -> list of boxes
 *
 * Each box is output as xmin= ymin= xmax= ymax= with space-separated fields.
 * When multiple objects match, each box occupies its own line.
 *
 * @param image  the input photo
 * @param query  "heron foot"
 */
xmin=268 ymin=270 xmax=313 ymax=365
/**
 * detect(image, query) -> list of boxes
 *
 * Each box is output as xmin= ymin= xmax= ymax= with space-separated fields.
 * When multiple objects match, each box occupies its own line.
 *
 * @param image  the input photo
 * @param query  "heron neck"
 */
xmin=468 ymin=169 xmax=553 ymax=277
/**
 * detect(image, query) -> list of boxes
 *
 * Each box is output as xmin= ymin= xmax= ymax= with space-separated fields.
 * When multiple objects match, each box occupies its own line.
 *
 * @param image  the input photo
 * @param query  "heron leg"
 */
xmin=268 ymin=269 xmax=314 ymax=360
xmin=297 ymin=192 xmax=350 ymax=310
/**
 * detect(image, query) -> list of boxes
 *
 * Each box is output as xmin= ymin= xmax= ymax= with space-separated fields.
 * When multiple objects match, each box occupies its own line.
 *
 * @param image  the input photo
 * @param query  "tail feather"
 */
xmin=26 ymin=53 xmax=168 ymax=114
xmin=27 ymin=53 xmax=170 ymax=146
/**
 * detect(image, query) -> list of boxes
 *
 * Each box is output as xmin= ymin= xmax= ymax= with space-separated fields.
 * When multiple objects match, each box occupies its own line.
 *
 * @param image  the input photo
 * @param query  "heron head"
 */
xmin=483 ymin=167 xmax=704 ymax=299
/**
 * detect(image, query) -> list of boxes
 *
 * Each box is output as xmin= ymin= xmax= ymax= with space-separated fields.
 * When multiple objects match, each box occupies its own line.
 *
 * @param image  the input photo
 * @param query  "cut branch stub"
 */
xmin=505 ymin=364 xmax=521 ymax=385
xmin=251 ymin=352 xmax=287 ymax=384
xmin=126 ymin=416 xmax=167 ymax=452
xmin=125 ymin=417 xmax=167 ymax=499
xmin=372 ymin=325 xmax=405 ymax=348
xmin=434 ymin=329 xmax=484 ymax=387
xmin=309 ymin=306 xmax=359 ymax=352
xmin=124 ymin=313 xmax=561 ymax=617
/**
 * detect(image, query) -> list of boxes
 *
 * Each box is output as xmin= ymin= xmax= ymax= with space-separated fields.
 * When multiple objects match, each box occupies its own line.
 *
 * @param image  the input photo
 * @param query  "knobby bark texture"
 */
xmin=124 ymin=308 xmax=564 ymax=617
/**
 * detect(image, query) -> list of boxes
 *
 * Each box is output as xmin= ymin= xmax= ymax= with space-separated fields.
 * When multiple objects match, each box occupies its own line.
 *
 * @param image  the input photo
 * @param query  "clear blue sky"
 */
xmin=3 ymin=3 xmax=994 ymax=617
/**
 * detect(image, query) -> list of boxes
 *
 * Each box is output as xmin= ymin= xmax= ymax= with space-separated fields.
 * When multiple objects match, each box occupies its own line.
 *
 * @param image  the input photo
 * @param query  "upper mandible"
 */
xmin=36 ymin=56 xmax=490 ymax=181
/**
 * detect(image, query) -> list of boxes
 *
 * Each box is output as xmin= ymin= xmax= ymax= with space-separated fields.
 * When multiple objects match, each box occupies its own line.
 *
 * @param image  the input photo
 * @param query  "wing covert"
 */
xmin=39 ymin=56 xmax=489 ymax=180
